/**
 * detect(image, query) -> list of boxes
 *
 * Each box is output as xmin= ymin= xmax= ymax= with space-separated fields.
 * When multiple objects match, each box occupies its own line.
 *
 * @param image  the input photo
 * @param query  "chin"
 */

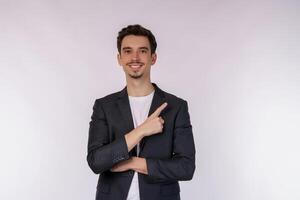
xmin=129 ymin=73 xmax=144 ymax=79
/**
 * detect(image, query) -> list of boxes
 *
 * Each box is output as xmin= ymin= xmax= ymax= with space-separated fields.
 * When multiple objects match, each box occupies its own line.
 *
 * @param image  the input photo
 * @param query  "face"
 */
xmin=117 ymin=35 xmax=157 ymax=80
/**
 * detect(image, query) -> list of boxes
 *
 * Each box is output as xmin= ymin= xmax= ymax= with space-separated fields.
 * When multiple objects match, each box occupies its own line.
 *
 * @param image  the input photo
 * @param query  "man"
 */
xmin=87 ymin=24 xmax=195 ymax=200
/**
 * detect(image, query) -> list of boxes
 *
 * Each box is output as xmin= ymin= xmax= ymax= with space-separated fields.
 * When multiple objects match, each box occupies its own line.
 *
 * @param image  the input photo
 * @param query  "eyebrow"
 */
xmin=122 ymin=46 xmax=149 ymax=51
xmin=122 ymin=47 xmax=132 ymax=51
xmin=139 ymin=47 xmax=149 ymax=50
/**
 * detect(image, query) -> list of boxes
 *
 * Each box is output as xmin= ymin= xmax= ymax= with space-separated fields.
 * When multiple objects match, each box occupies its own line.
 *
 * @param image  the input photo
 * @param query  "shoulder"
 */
xmin=163 ymin=90 xmax=187 ymax=105
xmin=93 ymin=90 xmax=122 ymax=107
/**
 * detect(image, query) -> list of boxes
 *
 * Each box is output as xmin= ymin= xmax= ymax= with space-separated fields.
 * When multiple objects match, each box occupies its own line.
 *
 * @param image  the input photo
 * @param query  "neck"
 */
xmin=126 ymin=80 xmax=154 ymax=97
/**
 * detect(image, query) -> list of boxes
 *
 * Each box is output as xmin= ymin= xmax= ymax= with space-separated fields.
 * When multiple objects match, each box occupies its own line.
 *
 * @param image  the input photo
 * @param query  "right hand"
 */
xmin=137 ymin=102 xmax=168 ymax=137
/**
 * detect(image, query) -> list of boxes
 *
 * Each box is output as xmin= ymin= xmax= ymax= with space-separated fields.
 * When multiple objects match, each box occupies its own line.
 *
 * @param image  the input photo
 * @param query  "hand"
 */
xmin=110 ymin=157 xmax=133 ymax=172
xmin=137 ymin=102 xmax=168 ymax=137
xmin=123 ymin=102 xmax=167 ymax=153
xmin=110 ymin=157 xmax=148 ymax=174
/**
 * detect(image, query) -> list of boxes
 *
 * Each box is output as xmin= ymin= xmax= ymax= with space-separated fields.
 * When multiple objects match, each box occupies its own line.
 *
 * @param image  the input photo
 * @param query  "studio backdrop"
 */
xmin=0 ymin=0 xmax=299 ymax=200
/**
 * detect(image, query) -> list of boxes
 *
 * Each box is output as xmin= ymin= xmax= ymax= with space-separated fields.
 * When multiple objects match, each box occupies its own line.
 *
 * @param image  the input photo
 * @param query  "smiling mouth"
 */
xmin=128 ymin=63 xmax=143 ymax=69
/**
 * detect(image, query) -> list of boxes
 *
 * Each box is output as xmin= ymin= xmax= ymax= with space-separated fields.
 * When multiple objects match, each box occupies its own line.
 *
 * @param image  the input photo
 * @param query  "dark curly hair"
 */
xmin=117 ymin=24 xmax=157 ymax=54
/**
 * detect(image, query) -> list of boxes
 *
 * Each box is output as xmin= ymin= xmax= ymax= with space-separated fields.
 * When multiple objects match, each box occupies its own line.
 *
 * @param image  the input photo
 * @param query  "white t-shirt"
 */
xmin=126 ymin=90 xmax=154 ymax=200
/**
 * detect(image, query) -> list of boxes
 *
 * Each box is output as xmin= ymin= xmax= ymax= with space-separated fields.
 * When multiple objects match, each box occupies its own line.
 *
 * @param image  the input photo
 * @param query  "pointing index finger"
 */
xmin=150 ymin=102 xmax=168 ymax=118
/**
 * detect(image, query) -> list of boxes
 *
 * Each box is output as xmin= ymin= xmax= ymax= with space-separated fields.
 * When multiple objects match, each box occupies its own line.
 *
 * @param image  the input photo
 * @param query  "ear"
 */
xmin=151 ymin=53 xmax=157 ymax=65
xmin=117 ymin=53 xmax=121 ymax=66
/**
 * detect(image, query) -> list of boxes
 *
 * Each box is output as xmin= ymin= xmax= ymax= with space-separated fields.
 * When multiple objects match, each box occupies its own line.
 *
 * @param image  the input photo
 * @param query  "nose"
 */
xmin=131 ymin=50 xmax=140 ymax=61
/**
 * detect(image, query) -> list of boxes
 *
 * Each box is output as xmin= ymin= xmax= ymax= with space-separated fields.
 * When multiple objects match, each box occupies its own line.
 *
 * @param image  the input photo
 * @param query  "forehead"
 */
xmin=121 ymin=35 xmax=150 ymax=48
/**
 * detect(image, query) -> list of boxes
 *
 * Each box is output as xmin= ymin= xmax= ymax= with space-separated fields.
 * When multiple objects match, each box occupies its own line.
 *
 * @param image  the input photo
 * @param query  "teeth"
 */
xmin=131 ymin=65 xmax=140 ymax=68
xmin=129 ymin=64 xmax=142 ymax=69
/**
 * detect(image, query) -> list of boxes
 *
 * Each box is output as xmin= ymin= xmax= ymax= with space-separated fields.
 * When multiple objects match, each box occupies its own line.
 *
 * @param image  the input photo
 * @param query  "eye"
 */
xmin=124 ymin=49 xmax=131 ymax=54
xmin=140 ymin=49 xmax=147 ymax=53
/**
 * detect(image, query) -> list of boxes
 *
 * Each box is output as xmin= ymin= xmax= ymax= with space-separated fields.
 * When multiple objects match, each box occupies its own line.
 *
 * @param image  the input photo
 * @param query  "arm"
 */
xmin=110 ymin=101 xmax=196 ymax=181
xmin=87 ymin=99 xmax=166 ymax=174
xmin=110 ymin=157 xmax=148 ymax=174
xmin=146 ymin=100 xmax=196 ymax=181
xmin=87 ymin=100 xmax=145 ymax=174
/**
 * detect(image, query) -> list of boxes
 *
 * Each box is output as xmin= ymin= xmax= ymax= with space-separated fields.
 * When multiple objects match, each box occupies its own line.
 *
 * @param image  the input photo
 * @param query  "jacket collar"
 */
xmin=117 ymin=82 xmax=167 ymax=116
xmin=117 ymin=83 xmax=165 ymax=101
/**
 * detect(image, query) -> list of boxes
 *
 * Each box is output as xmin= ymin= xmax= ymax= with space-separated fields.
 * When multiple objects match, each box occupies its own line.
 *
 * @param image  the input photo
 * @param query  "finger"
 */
xmin=111 ymin=165 xmax=122 ymax=172
xmin=110 ymin=167 xmax=116 ymax=172
xmin=159 ymin=117 xmax=164 ymax=124
xmin=150 ymin=102 xmax=168 ymax=118
xmin=159 ymin=124 xmax=164 ymax=132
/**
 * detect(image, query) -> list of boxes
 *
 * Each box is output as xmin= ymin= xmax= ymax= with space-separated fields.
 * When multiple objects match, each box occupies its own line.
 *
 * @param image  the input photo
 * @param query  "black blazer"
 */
xmin=87 ymin=83 xmax=196 ymax=200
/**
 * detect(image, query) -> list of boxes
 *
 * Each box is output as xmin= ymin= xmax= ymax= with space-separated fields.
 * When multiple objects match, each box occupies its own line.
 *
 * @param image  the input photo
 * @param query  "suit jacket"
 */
xmin=87 ymin=83 xmax=196 ymax=200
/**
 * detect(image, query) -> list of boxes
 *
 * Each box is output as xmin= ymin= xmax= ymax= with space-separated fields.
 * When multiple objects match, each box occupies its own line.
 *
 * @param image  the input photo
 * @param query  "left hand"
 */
xmin=110 ymin=157 xmax=134 ymax=172
xmin=110 ymin=157 xmax=148 ymax=174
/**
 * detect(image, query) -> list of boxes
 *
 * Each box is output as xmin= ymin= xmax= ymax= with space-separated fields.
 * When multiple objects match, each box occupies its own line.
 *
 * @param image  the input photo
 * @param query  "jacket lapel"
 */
xmin=116 ymin=87 xmax=135 ymax=136
xmin=147 ymin=83 xmax=167 ymax=117
xmin=116 ymin=86 xmax=138 ymax=156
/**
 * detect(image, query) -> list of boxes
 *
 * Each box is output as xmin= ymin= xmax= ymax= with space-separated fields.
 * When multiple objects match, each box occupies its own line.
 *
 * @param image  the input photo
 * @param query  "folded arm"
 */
xmin=110 ymin=101 xmax=196 ymax=181
xmin=87 ymin=100 xmax=131 ymax=174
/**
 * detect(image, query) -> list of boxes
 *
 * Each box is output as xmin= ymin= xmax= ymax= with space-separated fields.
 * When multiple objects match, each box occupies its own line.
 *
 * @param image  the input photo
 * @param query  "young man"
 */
xmin=87 ymin=24 xmax=195 ymax=200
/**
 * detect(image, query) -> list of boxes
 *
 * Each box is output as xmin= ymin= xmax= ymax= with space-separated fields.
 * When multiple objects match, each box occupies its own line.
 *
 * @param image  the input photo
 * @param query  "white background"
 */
xmin=0 ymin=0 xmax=299 ymax=199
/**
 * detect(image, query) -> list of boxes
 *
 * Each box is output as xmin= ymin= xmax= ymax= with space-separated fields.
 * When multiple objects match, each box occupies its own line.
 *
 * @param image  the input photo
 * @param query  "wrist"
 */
xmin=134 ymin=126 xmax=146 ymax=138
xmin=131 ymin=157 xmax=140 ymax=171
xmin=131 ymin=157 xmax=148 ymax=174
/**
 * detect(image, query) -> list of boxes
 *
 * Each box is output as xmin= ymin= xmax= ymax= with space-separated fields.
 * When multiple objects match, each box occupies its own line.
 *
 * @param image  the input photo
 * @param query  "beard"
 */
xmin=129 ymin=71 xmax=143 ymax=79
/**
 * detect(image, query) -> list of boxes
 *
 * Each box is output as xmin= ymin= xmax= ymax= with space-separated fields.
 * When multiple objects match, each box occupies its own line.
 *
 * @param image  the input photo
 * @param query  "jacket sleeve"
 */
xmin=87 ymin=99 xmax=130 ymax=174
xmin=146 ymin=100 xmax=196 ymax=181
